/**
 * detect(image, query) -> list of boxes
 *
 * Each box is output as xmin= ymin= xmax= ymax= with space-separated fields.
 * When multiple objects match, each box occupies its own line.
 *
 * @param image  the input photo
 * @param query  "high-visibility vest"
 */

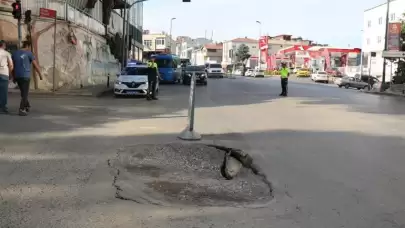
xmin=280 ymin=68 xmax=289 ymax=78
xmin=147 ymin=61 xmax=157 ymax=69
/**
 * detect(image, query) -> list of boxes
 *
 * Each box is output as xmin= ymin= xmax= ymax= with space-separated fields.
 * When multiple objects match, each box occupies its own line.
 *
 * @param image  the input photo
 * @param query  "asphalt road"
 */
xmin=1 ymin=76 xmax=405 ymax=227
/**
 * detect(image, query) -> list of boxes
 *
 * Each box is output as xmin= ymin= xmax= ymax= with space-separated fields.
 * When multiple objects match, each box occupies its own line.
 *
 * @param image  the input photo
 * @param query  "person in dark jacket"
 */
xmin=146 ymin=57 xmax=159 ymax=100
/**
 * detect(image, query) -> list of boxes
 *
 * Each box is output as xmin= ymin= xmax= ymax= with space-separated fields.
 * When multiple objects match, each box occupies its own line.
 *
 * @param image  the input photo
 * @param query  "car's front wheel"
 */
xmin=345 ymin=84 xmax=350 ymax=89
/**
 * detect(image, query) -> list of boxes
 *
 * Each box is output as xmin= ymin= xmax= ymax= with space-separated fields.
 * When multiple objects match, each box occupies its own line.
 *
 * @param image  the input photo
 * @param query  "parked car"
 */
xmin=114 ymin=65 xmax=159 ymax=97
xmin=181 ymin=65 xmax=207 ymax=86
xmin=252 ymin=69 xmax=265 ymax=77
xmin=246 ymin=69 xmax=254 ymax=76
xmin=297 ymin=68 xmax=310 ymax=77
xmin=205 ymin=63 xmax=224 ymax=78
xmin=326 ymin=67 xmax=343 ymax=77
xmin=311 ymin=71 xmax=328 ymax=83
xmin=335 ymin=76 xmax=369 ymax=90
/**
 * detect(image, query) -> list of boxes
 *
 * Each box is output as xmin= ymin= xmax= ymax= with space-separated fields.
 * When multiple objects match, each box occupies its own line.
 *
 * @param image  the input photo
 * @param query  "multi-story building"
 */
xmin=362 ymin=0 xmax=403 ymax=80
xmin=176 ymin=37 xmax=212 ymax=59
xmin=142 ymin=30 xmax=175 ymax=57
xmin=0 ymin=0 xmax=144 ymax=91
xmin=222 ymin=37 xmax=258 ymax=68
xmin=191 ymin=43 xmax=223 ymax=65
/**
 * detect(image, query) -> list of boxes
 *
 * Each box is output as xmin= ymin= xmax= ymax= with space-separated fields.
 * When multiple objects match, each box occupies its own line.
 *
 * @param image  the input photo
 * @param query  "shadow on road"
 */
xmin=1 ymin=78 xmax=405 ymax=136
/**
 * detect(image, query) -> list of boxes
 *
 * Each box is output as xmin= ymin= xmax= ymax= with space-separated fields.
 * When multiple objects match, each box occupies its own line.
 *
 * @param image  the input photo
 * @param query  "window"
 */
xmin=378 ymin=17 xmax=382 ymax=25
xmin=155 ymin=38 xmax=165 ymax=46
xmin=377 ymin=36 xmax=382 ymax=43
xmin=143 ymin=40 xmax=152 ymax=47
xmin=252 ymin=46 xmax=257 ymax=48
xmin=390 ymin=13 xmax=396 ymax=21
xmin=155 ymin=59 xmax=172 ymax=68
xmin=368 ymin=20 xmax=371 ymax=27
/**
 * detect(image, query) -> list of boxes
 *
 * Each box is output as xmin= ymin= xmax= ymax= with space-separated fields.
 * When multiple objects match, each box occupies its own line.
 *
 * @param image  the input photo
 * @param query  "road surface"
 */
xmin=1 ymin=76 xmax=405 ymax=227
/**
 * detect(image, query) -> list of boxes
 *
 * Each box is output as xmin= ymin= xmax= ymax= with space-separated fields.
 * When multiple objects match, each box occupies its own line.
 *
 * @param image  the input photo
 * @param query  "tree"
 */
xmin=393 ymin=16 xmax=405 ymax=84
xmin=235 ymin=44 xmax=251 ymax=76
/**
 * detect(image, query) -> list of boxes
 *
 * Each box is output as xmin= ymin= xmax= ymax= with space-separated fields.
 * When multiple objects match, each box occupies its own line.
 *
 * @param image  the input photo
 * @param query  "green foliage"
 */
xmin=235 ymin=44 xmax=251 ymax=63
xmin=235 ymin=44 xmax=251 ymax=76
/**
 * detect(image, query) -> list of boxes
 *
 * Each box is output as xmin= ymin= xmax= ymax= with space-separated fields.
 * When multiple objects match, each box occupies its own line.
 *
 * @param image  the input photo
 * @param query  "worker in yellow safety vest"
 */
xmin=146 ymin=56 xmax=159 ymax=100
xmin=279 ymin=62 xmax=290 ymax=97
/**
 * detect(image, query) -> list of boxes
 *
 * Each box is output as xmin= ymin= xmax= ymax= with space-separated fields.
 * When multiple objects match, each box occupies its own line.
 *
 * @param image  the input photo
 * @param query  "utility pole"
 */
xmin=169 ymin=17 xmax=176 ymax=53
xmin=381 ymin=0 xmax=390 ymax=91
xmin=256 ymin=20 xmax=262 ymax=70
xmin=121 ymin=0 xmax=127 ymax=69
xmin=12 ymin=0 xmax=22 ymax=48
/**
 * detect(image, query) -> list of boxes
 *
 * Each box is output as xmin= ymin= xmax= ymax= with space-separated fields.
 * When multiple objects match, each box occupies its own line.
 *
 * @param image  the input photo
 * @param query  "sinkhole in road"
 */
xmin=108 ymin=143 xmax=273 ymax=207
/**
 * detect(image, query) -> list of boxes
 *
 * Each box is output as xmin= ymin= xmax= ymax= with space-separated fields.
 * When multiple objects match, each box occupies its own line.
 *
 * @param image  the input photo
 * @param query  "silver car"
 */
xmin=335 ymin=76 xmax=368 ymax=90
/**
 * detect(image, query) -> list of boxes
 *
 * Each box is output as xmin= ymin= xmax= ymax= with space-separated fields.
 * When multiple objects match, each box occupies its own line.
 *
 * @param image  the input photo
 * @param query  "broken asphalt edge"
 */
xmin=8 ymin=87 xmax=113 ymax=97
xmin=107 ymin=143 xmax=274 ymax=209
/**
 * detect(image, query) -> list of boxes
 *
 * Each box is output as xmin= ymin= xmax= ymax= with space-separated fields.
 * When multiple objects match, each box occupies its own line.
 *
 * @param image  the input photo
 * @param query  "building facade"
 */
xmin=142 ymin=31 xmax=175 ymax=57
xmin=0 ymin=0 xmax=144 ymax=90
xmin=191 ymin=43 xmax=222 ymax=65
xmin=175 ymin=37 xmax=212 ymax=59
xmin=222 ymin=37 xmax=258 ymax=68
xmin=362 ymin=0 xmax=403 ymax=81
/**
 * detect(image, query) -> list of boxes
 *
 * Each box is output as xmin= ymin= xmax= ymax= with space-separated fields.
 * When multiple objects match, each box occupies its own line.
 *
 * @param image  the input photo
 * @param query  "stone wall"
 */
xmin=0 ymin=12 xmax=119 ymax=91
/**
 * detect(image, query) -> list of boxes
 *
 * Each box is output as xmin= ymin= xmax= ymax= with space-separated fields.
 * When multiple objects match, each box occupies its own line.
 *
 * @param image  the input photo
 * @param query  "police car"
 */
xmin=114 ymin=62 xmax=159 ymax=97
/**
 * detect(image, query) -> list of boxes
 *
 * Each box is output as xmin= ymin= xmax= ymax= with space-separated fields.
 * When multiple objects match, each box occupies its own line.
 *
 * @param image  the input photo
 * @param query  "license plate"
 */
xmin=126 ymin=91 xmax=138 ymax=94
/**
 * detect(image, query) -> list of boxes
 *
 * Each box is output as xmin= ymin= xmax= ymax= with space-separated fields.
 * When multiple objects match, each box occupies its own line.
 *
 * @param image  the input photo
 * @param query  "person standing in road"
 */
xmin=0 ymin=40 xmax=14 ymax=114
xmin=279 ymin=62 xmax=290 ymax=97
xmin=11 ymin=41 xmax=42 ymax=116
xmin=146 ymin=56 xmax=159 ymax=100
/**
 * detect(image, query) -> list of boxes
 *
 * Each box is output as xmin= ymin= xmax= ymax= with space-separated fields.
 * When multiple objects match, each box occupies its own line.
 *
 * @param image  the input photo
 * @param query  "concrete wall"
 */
xmin=0 ymin=14 xmax=119 ymax=91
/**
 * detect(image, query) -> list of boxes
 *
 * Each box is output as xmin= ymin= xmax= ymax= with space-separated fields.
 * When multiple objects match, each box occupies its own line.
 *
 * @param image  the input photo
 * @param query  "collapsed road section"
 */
xmin=108 ymin=143 xmax=273 ymax=207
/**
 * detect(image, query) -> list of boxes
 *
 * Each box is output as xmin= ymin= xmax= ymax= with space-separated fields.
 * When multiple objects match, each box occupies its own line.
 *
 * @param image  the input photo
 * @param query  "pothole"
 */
xmin=108 ymin=143 xmax=273 ymax=207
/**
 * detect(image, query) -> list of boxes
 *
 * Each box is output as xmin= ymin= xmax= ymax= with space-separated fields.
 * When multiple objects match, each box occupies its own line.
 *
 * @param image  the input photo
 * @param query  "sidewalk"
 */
xmin=8 ymin=85 xmax=113 ymax=97
xmin=364 ymin=90 xmax=405 ymax=98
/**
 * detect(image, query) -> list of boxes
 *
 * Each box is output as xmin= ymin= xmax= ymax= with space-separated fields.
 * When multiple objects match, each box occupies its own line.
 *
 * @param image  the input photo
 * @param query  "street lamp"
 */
xmin=169 ymin=17 xmax=176 ymax=53
xmin=256 ymin=20 xmax=262 ymax=70
xmin=122 ymin=0 xmax=147 ymax=68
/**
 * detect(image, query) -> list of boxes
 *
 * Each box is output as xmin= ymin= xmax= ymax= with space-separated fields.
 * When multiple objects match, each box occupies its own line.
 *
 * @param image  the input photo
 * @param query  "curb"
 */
xmin=364 ymin=90 xmax=405 ymax=98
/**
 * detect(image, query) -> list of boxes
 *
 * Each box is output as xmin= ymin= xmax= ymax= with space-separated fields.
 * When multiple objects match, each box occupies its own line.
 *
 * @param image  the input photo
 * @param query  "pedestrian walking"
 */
xmin=0 ymin=40 xmax=14 ymax=114
xmin=11 ymin=41 xmax=42 ymax=116
xmin=279 ymin=62 xmax=290 ymax=97
xmin=146 ymin=56 xmax=159 ymax=100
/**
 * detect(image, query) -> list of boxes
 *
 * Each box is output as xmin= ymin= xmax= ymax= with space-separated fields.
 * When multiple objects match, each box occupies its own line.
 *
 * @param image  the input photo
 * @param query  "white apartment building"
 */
xmin=362 ymin=0 xmax=404 ymax=81
xmin=222 ymin=37 xmax=259 ymax=68
xmin=143 ymin=31 xmax=176 ymax=54
xmin=190 ymin=43 xmax=223 ymax=65
xmin=176 ymin=38 xmax=212 ymax=59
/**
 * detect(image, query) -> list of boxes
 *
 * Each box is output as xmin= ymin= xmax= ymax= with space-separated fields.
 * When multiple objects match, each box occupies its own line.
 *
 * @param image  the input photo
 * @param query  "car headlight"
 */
xmin=115 ymin=80 xmax=122 ymax=85
xmin=200 ymin=74 xmax=206 ymax=77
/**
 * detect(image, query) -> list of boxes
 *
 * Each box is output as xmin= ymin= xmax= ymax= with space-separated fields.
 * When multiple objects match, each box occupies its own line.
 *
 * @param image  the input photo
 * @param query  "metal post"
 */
xmin=53 ymin=14 xmax=57 ymax=92
xmin=256 ymin=21 xmax=261 ymax=70
xmin=169 ymin=18 xmax=176 ymax=53
xmin=381 ymin=0 xmax=390 ymax=91
xmin=121 ymin=2 xmax=127 ymax=69
xmin=17 ymin=19 xmax=22 ymax=49
xmin=178 ymin=71 xmax=201 ymax=140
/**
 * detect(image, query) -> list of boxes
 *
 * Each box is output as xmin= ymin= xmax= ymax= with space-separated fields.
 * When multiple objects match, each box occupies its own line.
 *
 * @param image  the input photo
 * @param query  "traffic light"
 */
xmin=24 ymin=10 xmax=31 ymax=24
xmin=11 ymin=1 xmax=22 ymax=19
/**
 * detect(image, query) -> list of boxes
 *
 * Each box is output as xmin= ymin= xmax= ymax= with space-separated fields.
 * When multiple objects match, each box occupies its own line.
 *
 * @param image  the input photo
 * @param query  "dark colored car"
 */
xmin=181 ymin=65 xmax=207 ymax=86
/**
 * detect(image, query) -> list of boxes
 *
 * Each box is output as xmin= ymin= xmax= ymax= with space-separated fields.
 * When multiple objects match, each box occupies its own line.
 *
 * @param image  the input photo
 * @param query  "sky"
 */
xmin=143 ymin=0 xmax=386 ymax=48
